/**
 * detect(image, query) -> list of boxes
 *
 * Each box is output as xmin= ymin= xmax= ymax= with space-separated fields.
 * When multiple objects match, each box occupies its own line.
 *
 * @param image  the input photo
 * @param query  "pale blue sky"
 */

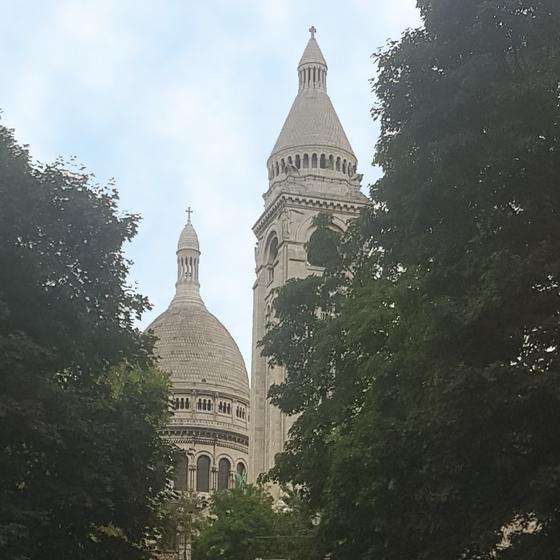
xmin=0 ymin=0 xmax=421 ymax=372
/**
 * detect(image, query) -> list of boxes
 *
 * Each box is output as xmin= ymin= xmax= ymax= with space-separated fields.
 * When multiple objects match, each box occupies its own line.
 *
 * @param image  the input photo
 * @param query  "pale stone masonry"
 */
xmin=249 ymin=29 xmax=368 ymax=481
xmin=147 ymin=214 xmax=250 ymax=493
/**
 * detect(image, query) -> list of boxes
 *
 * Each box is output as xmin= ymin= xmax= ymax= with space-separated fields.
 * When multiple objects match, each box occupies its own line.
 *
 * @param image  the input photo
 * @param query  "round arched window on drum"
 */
xmin=217 ymin=458 xmax=231 ymax=491
xmin=196 ymin=455 xmax=210 ymax=492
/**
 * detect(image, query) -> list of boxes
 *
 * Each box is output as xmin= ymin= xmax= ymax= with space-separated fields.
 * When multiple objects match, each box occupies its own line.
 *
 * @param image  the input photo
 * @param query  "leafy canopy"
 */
xmin=193 ymin=485 xmax=318 ymax=560
xmin=0 ymin=123 xmax=172 ymax=560
xmin=262 ymin=1 xmax=560 ymax=559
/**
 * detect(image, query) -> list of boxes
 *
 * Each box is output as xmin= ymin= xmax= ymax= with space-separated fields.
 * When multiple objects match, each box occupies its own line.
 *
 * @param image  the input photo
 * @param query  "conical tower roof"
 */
xmin=271 ymin=92 xmax=354 ymax=157
xmin=270 ymin=27 xmax=355 ymax=160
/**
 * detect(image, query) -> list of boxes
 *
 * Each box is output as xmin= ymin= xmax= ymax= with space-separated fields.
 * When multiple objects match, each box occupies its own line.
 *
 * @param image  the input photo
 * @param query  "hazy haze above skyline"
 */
xmin=0 ymin=0 xmax=422 ymax=372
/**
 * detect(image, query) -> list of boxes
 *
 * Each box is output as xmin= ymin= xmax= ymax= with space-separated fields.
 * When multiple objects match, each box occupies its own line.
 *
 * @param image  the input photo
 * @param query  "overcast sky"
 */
xmin=0 ymin=0 xmax=421 ymax=373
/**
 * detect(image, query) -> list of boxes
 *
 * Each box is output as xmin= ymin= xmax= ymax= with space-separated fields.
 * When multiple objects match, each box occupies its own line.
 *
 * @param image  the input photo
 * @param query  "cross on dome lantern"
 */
xmin=186 ymin=206 xmax=193 ymax=223
xmin=309 ymin=25 xmax=316 ymax=39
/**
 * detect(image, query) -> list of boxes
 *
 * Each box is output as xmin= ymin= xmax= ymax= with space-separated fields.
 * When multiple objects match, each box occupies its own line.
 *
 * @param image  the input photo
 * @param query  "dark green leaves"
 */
xmin=193 ymin=486 xmax=318 ymax=560
xmin=0 ymin=123 xmax=172 ymax=560
xmin=262 ymin=2 xmax=560 ymax=559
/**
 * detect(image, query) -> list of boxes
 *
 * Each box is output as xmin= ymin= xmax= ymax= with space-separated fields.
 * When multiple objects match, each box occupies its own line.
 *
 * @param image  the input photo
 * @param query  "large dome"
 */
xmin=146 ymin=215 xmax=249 ymax=400
xmin=148 ymin=302 xmax=249 ymax=397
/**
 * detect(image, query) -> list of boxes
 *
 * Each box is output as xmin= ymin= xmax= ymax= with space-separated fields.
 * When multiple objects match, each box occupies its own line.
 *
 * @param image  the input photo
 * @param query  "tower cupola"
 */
xmin=298 ymin=26 xmax=328 ymax=93
xmin=266 ymin=27 xmax=360 ymax=192
xmin=173 ymin=207 xmax=203 ymax=307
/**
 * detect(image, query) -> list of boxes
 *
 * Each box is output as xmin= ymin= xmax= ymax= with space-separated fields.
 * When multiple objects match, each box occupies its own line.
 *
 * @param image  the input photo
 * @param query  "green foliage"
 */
xmin=193 ymin=486 xmax=317 ymax=560
xmin=0 ymin=123 xmax=173 ymax=559
xmin=158 ymin=491 xmax=208 ymax=553
xmin=262 ymin=2 xmax=560 ymax=559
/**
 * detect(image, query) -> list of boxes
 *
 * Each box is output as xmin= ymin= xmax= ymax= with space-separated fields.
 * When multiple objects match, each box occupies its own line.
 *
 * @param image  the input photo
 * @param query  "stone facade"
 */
xmin=249 ymin=29 xmax=368 ymax=481
xmin=147 ymin=216 xmax=250 ymax=493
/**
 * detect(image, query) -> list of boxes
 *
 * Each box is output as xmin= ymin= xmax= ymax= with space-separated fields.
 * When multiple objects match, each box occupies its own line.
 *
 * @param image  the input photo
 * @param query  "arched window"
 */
xmin=275 ymin=161 xmax=279 ymax=176
xmin=281 ymin=159 xmax=286 ymax=173
xmin=236 ymin=462 xmax=247 ymax=485
xmin=336 ymin=157 xmax=341 ymax=171
xmin=218 ymin=402 xmax=223 ymax=413
xmin=217 ymin=458 xmax=231 ymax=491
xmin=307 ymin=226 xmax=340 ymax=268
xmin=320 ymin=154 xmax=326 ymax=168
xmin=197 ymin=399 xmax=202 ymax=411
xmin=342 ymin=160 xmax=347 ymax=174
xmin=180 ymin=398 xmax=184 ymax=410
xmin=288 ymin=156 xmax=293 ymax=165
xmin=312 ymin=153 xmax=318 ymax=168
xmin=227 ymin=403 xmax=231 ymax=414
xmin=174 ymin=397 xmax=179 ymax=410
xmin=173 ymin=452 xmax=188 ymax=491
xmin=267 ymin=235 xmax=278 ymax=265
xmin=329 ymin=155 xmax=334 ymax=169
xmin=295 ymin=154 xmax=301 ymax=169
xmin=196 ymin=456 xmax=210 ymax=492
xmin=303 ymin=154 xmax=309 ymax=168
xmin=267 ymin=233 xmax=278 ymax=283
xmin=208 ymin=400 xmax=212 ymax=412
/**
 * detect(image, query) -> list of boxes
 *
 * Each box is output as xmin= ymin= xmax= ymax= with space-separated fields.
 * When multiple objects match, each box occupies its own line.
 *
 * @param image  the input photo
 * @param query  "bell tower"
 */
xmin=249 ymin=29 xmax=367 ymax=480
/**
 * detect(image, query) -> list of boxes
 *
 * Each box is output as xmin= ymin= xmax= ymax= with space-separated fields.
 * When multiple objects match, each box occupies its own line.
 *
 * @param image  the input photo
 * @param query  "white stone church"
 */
xmin=148 ymin=28 xmax=366 ymax=492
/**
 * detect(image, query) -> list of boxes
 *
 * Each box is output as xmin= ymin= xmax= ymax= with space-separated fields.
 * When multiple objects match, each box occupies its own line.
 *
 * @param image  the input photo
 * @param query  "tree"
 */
xmin=0 ymin=123 xmax=172 ymax=559
xmin=193 ymin=485 xmax=317 ymax=560
xmin=158 ymin=490 xmax=208 ymax=558
xmin=262 ymin=2 xmax=560 ymax=559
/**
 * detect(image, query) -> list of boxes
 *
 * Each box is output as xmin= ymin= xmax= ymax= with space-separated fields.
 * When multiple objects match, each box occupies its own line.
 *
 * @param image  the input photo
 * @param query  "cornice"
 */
xmin=162 ymin=426 xmax=249 ymax=448
xmin=253 ymin=190 xmax=368 ymax=238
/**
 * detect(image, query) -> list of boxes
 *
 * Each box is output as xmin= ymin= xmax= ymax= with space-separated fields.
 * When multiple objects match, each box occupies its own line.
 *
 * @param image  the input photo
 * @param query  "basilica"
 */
xmin=148 ymin=28 xmax=366 ymax=492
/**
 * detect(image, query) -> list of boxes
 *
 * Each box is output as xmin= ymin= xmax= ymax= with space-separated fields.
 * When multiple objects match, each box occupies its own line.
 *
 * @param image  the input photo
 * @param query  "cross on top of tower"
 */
xmin=309 ymin=25 xmax=316 ymax=39
xmin=186 ymin=206 xmax=193 ymax=223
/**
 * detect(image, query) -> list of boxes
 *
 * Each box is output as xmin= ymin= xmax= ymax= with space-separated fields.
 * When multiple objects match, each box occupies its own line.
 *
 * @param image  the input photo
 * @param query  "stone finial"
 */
xmin=309 ymin=25 xmax=316 ymax=39
xmin=186 ymin=206 xmax=193 ymax=224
